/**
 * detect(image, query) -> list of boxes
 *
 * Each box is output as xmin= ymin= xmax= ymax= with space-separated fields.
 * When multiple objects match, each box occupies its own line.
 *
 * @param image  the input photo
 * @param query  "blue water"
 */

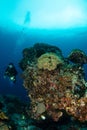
xmin=0 ymin=24 xmax=87 ymax=101
xmin=0 ymin=1 xmax=87 ymax=129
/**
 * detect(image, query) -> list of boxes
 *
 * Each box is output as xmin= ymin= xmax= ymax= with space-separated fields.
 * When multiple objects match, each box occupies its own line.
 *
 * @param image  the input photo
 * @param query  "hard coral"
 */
xmin=21 ymin=43 xmax=87 ymax=122
xmin=19 ymin=43 xmax=63 ymax=70
xmin=68 ymin=49 xmax=87 ymax=65
xmin=37 ymin=52 xmax=64 ymax=71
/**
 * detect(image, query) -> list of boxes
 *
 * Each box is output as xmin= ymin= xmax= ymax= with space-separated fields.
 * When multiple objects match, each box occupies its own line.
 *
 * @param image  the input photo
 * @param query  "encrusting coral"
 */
xmin=20 ymin=43 xmax=87 ymax=122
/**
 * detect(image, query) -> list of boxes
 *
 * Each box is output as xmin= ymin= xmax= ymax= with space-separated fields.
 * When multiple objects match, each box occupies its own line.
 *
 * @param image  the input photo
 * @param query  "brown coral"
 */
xmin=21 ymin=44 xmax=87 ymax=122
xmin=0 ymin=111 xmax=8 ymax=120
xmin=37 ymin=52 xmax=64 ymax=71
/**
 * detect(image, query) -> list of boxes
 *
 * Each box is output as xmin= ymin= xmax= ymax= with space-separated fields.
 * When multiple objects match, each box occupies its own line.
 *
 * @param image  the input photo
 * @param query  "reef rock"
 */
xmin=68 ymin=49 xmax=87 ymax=65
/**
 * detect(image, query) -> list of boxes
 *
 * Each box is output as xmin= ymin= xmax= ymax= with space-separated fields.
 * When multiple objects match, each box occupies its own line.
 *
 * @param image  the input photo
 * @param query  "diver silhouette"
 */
xmin=24 ymin=11 xmax=30 ymax=25
xmin=4 ymin=63 xmax=18 ymax=83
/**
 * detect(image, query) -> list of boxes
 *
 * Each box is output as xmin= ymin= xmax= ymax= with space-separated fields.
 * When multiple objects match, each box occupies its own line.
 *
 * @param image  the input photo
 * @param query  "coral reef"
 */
xmin=37 ymin=52 xmax=64 ymax=71
xmin=0 ymin=111 xmax=8 ymax=120
xmin=19 ymin=43 xmax=63 ymax=70
xmin=0 ymin=95 xmax=42 ymax=130
xmin=20 ymin=43 xmax=87 ymax=123
xmin=0 ymin=122 xmax=10 ymax=130
xmin=68 ymin=49 xmax=87 ymax=65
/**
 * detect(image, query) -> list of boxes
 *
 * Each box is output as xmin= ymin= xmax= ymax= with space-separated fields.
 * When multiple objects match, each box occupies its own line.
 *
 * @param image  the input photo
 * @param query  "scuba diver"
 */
xmin=4 ymin=63 xmax=18 ymax=83
xmin=24 ymin=11 xmax=30 ymax=25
